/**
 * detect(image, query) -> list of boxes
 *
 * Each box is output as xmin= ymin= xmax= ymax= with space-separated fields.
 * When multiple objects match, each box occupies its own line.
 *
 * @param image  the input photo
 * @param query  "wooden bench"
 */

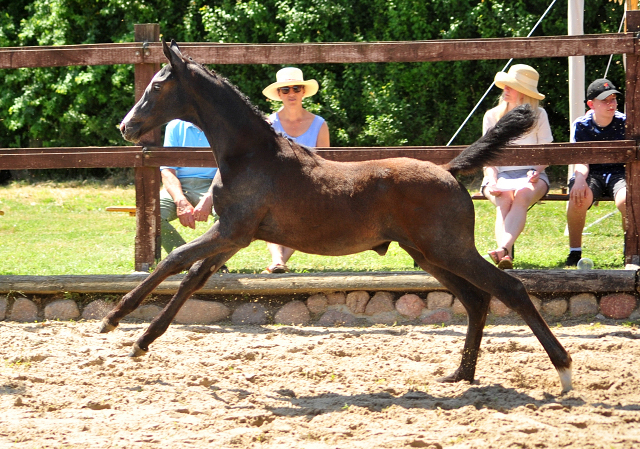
xmin=471 ymin=192 xmax=614 ymax=203
xmin=471 ymin=192 xmax=570 ymax=201
xmin=106 ymin=206 xmax=136 ymax=217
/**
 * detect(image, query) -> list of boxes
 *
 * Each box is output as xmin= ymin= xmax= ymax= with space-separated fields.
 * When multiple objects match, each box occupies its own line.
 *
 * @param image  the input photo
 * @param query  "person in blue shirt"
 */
xmin=260 ymin=67 xmax=330 ymax=273
xmin=160 ymin=119 xmax=218 ymax=256
xmin=565 ymin=79 xmax=626 ymax=266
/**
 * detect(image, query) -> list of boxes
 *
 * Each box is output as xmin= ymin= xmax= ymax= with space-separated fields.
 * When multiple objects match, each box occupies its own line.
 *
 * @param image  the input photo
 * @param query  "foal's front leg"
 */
xmin=100 ymin=221 xmax=236 ymax=333
xmin=130 ymin=251 xmax=235 ymax=356
xmin=99 ymin=246 xmax=198 ymax=333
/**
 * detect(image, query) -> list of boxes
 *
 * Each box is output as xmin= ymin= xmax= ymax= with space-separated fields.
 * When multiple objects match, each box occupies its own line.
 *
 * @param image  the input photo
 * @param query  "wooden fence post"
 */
xmin=134 ymin=24 xmax=161 ymax=272
xmin=624 ymin=11 xmax=640 ymax=265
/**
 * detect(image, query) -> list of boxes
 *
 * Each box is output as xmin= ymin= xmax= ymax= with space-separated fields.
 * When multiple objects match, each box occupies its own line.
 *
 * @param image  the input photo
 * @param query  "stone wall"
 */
xmin=1 ymin=289 xmax=638 ymax=326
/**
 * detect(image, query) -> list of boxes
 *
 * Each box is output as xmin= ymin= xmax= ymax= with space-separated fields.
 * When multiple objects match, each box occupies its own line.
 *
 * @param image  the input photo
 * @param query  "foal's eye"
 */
xmin=153 ymin=83 xmax=161 ymax=91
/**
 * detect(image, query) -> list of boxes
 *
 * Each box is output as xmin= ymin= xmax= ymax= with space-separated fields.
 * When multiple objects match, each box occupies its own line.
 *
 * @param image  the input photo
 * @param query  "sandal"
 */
xmin=488 ymin=247 xmax=509 ymax=265
xmin=261 ymin=263 xmax=289 ymax=274
xmin=497 ymin=256 xmax=513 ymax=270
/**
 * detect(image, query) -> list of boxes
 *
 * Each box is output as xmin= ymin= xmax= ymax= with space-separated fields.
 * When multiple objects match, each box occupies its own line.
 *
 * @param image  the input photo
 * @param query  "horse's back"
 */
xmin=263 ymin=152 xmax=474 ymax=226
xmin=313 ymin=156 xmax=471 ymax=204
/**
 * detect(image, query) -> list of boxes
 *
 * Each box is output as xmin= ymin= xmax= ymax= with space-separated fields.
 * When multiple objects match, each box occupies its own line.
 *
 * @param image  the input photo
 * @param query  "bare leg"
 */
xmin=615 ymin=186 xmax=626 ymax=226
xmin=265 ymin=243 xmax=295 ymax=269
xmin=497 ymin=182 xmax=547 ymax=254
xmin=486 ymin=191 xmax=514 ymax=252
xmin=567 ymin=188 xmax=593 ymax=248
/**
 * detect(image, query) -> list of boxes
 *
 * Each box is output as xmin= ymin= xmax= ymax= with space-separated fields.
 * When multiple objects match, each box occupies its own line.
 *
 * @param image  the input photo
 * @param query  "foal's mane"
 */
xmin=183 ymin=55 xmax=276 ymax=137
xmin=180 ymin=52 xmax=320 ymax=160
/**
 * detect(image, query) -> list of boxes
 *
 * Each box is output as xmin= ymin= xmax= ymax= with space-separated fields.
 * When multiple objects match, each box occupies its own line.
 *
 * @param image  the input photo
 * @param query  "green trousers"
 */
xmin=160 ymin=177 xmax=216 ymax=256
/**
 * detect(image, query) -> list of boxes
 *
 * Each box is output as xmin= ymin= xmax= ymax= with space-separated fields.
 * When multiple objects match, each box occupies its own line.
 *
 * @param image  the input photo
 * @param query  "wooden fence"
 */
xmin=2 ymin=14 xmax=640 ymax=272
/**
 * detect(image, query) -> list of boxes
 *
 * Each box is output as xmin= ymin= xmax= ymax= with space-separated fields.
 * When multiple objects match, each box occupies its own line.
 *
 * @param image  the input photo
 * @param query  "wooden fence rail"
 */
xmin=0 ymin=34 xmax=634 ymax=68
xmin=1 ymin=141 xmax=637 ymax=169
xmin=2 ymin=14 xmax=640 ymax=271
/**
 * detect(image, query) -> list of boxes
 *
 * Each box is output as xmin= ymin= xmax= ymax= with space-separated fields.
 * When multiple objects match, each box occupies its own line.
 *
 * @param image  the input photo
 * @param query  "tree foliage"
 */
xmin=0 ymin=0 xmax=626 ymax=159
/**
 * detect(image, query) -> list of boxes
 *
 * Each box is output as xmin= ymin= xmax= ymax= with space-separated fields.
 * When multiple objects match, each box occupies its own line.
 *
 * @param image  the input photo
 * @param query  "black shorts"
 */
xmin=568 ymin=172 xmax=626 ymax=203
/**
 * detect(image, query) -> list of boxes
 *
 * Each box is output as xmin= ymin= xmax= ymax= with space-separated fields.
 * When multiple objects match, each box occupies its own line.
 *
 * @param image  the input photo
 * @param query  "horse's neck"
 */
xmin=189 ymin=78 xmax=276 ymax=165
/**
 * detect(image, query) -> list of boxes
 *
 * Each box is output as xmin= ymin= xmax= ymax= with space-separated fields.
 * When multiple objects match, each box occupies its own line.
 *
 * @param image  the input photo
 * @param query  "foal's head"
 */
xmin=120 ymin=39 xmax=196 ymax=143
xmin=120 ymin=40 xmax=232 ymax=142
xmin=120 ymin=39 xmax=272 ymax=145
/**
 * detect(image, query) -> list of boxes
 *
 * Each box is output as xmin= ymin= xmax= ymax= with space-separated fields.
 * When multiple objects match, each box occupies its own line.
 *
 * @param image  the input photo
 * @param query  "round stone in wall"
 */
xmin=0 ymin=296 xmax=7 ymax=321
xmin=489 ymin=297 xmax=511 ymax=317
xmin=427 ymin=291 xmax=453 ymax=310
xmin=82 ymin=300 xmax=115 ymax=320
xmin=569 ymin=293 xmax=598 ymax=317
xmin=9 ymin=298 xmax=38 ymax=322
xmin=175 ymin=300 xmax=231 ymax=324
xmin=346 ymin=291 xmax=370 ymax=314
xmin=126 ymin=304 xmax=162 ymax=322
xmin=274 ymin=300 xmax=310 ymax=325
xmin=231 ymin=303 xmax=269 ymax=325
xmin=44 ymin=299 xmax=80 ymax=321
xmin=306 ymin=294 xmax=328 ymax=315
xmin=326 ymin=292 xmax=346 ymax=305
xmin=364 ymin=291 xmax=394 ymax=316
xmin=317 ymin=309 xmax=358 ymax=327
xmin=543 ymin=299 xmax=568 ymax=317
xmin=395 ymin=294 xmax=425 ymax=319
xmin=599 ymin=293 xmax=637 ymax=319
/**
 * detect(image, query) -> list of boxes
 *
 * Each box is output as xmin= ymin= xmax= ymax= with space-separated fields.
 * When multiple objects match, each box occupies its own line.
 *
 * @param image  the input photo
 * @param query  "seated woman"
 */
xmin=481 ymin=64 xmax=553 ymax=269
xmin=261 ymin=67 xmax=330 ymax=273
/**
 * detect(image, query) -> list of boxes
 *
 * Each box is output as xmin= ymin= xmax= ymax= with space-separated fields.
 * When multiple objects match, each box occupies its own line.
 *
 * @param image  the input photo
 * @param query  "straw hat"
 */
xmin=494 ymin=64 xmax=545 ymax=100
xmin=262 ymin=67 xmax=319 ymax=101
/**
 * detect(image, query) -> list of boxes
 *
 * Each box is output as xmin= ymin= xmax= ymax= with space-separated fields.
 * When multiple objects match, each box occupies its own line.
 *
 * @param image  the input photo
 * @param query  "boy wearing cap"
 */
xmin=565 ymin=79 xmax=626 ymax=266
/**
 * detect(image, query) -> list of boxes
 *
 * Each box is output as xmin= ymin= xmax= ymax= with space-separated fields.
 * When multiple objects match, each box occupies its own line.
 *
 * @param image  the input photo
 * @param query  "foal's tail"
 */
xmin=443 ymin=104 xmax=536 ymax=177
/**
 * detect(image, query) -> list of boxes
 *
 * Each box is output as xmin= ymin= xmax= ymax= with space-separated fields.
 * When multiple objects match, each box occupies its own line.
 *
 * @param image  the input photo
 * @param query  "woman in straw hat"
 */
xmin=481 ymin=64 xmax=553 ymax=269
xmin=261 ymin=67 xmax=330 ymax=274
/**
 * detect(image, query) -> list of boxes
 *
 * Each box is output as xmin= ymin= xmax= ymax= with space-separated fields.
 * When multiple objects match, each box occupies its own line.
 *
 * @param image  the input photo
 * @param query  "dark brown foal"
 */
xmin=107 ymin=39 xmax=572 ymax=392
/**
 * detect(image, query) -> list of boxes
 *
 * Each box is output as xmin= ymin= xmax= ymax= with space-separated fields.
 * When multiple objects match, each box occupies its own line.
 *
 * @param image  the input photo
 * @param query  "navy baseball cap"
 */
xmin=586 ymin=78 xmax=621 ymax=101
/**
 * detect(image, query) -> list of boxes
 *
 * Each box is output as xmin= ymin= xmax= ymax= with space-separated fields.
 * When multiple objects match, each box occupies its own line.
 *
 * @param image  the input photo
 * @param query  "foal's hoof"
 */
xmin=438 ymin=369 xmax=473 ymax=384
xmin=129 ymin=343 xmax=148 ymax=357
xmin=98 ymin=319 xmax=117 ymax=334
xmin=558 ymin=366 xmax=573 ymax=394
xmin=437 ymin=374 xmax=461 ymax=384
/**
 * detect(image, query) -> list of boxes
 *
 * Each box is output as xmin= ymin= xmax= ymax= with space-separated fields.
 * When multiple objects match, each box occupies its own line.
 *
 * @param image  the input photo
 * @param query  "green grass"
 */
xmin=473 ymin=194 xmax=624 ymax=270
xmin=0 ymin=180 xmax=625 ymax=275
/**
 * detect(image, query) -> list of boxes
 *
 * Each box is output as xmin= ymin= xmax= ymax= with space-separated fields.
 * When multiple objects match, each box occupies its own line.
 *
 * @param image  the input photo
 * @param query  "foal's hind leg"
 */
xmin=130 ymin=252 xmax=234 ymax=356
xmin=401 ymin=244 xmax=491 ymax=383
xmin=419 ymin=246 xmax=573 ymax=392
xmin=479 ymin=268 xmax=573 ymax=391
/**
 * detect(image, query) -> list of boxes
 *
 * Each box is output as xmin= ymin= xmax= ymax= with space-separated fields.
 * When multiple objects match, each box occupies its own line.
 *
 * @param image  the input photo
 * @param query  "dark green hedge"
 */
xmin=0 ymin=0 xmax=626 ymax=162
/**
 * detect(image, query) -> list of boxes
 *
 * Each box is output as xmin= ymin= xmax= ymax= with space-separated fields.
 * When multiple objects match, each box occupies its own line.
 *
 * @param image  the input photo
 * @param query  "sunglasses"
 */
xmin=278 ymin=85 xmax=303 ymax=94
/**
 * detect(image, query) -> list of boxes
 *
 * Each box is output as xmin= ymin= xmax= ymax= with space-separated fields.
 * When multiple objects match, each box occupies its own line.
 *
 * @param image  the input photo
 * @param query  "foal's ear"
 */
xmin=162 ymin=38 xmax=185 ymax=68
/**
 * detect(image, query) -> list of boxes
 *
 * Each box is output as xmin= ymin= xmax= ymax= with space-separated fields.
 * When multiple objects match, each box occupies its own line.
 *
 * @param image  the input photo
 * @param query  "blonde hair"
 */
xmin=495 ymin=94 xmax=540 ymax=120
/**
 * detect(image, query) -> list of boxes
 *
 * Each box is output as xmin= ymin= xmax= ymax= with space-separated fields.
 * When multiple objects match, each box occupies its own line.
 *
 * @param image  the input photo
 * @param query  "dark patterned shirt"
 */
xmin=570 ymin=110 xmax=626 ymax=176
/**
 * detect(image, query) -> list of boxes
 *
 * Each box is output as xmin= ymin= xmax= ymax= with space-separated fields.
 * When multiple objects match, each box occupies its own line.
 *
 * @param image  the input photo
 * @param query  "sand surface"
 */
xmin=1 ymin=320 xmax=639 ymax=448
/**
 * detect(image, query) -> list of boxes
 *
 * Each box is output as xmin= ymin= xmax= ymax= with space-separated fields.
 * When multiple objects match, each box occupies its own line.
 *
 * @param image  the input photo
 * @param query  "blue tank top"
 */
xmin=269 ymin=112 xmax=325 ymax=147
